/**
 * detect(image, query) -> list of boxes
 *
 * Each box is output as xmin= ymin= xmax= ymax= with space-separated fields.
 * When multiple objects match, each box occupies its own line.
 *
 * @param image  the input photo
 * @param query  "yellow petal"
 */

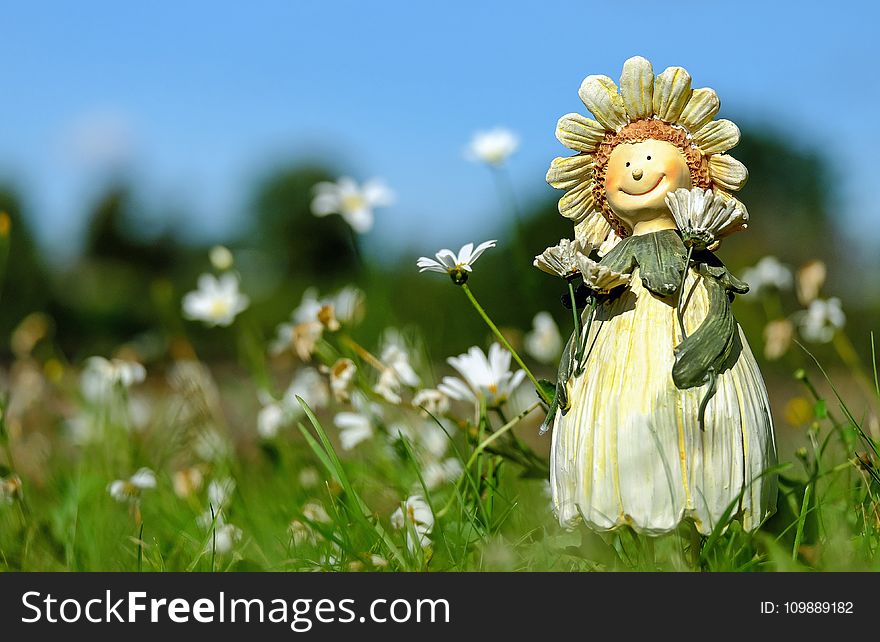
xmin=556 ymin=113 xmax=606 ymax=152
xmin=574 ymin=210 xmax=613 ymax=247
xmin=559 ymin=181 xmax=596 ymax=223
xmin=709 ymin=155 xmax=749 ymax=191
xmin=693 ymin=119 xmax=740 ymax=154
xmin=653 ymin=66 xmax=692 ymax=123
xmin=546 ymin=154 xmax=594 ymax=190
xmin=578 ymin=75 xmax=628 ymax=131
xmin=678 ymin=87 xmax=720 ymax=132
xmin=619 ymin=56 xmax=654 ymax=120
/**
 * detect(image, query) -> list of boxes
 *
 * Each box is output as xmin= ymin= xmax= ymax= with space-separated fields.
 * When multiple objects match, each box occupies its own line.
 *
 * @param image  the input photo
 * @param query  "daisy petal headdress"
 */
xmin=547 ymin=56 xmax=749 ymax=248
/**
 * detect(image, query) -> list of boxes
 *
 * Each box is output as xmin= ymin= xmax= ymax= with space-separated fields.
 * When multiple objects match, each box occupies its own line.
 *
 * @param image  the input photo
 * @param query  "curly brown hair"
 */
xmin=592 ymin=119 xmax=711 ymax=237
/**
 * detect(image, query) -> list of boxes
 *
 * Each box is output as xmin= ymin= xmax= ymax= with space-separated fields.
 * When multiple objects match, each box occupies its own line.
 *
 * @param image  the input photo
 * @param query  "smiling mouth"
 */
xmin=620 ymin=175 xmax=665 ymax=196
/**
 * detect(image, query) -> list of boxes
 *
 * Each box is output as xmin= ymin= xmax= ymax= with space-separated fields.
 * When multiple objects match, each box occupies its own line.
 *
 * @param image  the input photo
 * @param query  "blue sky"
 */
xmin=0 ymin=1 xmax=877 ymax=262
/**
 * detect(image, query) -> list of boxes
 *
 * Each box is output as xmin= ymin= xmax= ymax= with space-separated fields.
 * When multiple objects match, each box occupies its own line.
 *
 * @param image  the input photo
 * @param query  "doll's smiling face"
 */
xmin=605 ymin=139 xmax=692 ymax=235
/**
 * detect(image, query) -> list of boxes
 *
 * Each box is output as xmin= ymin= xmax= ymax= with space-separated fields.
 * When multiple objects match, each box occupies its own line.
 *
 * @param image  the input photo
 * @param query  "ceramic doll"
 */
xmin=539 ymin=56 xmax=777 ymax=535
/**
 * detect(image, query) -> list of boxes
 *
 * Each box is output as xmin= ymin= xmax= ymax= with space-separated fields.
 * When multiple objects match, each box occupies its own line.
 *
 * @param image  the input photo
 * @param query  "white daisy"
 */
xmin=257 ymin=402 xmax=286 ymax=439
xmin=108 ymin=467 xmax=156 ymax=504
xmin=0 ymin=474 xmax=22 ymax=504
xmin=665 ymin=187 xmax=749 ymax=250
xmin=311 ymin=177 xmax=395 ymax=234
xmin=208 ymin=477 xmax=236 ymax=508
xmin=797 ymin=298 xmax=846 ymax=343
xmin=283 ymin=367 xmax=330 ymax=411
xmin=211 ymin=523 xmax=243 ymax=555
xmin=334 ymin=393 xmax=381 ymax=450
xmin=437 ymin=343 xmax=525 ymax=407
xmin=272 ymin=287 xmax=365 ymax=360
xmin=533 ymin=238 xmax=584 ymax=280
xmin=297 ymin=467 xmax=320 ymax=489
xmin=391 ymin=495 xmax=434 ymax=551
xmin=525 ymin=312 xmax=563 ymax=364
xmin=374 ymin=331 xmax=421 ymax=404
xmin=182 ymin=273 xmax=249 ymax=327
xmin=412 ymin=388 xmax=450 ymax=416
xmin=81 ymin=356 xmax=146 ymax=402
xmin=466 ymin=128 xmax=519 ymax=166
xmin=323 ymin=358 xmax=357 ymax=403
xmin=575 ymin=253 xmax=631 ymax=294
xmin=741 ymin=256 xmax=793 ymax=297
xmin=422 ymin=458 xmax=463 ymax=491
xmin=417 ymin=240 xmax=496 ymax=284
xmin=259 ymin=367 xmax=330 ymax=438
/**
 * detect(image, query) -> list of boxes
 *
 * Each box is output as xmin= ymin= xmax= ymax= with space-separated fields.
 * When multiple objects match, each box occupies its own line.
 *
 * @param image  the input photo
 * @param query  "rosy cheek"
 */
xmin=605 ymin=165 xmax=622 ymax=190
xmin=663 ymin=159 xmax=681 ymax=180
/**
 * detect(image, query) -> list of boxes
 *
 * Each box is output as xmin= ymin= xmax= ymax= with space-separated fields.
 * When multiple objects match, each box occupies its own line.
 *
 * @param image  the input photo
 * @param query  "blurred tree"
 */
xmin=51 ymin=183 xmax=186 ymax=358
xmin=721 ymin=127 xmax=835 ymax=267
xmin=247 ymin=164 xmax=359 ymax=283
xmin=0 ymin=184 xmax=52 ymax=348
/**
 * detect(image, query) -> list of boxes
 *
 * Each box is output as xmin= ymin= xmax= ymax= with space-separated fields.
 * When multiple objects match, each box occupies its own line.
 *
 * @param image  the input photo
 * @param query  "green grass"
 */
xmin=1 ymin=339 xmax=879 ymax=572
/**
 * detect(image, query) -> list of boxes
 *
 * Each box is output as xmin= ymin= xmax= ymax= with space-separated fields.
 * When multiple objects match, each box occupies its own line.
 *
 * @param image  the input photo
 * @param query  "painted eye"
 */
xmin=625 ymin=162 xmax=630 ymax=167
xmin=646 ymin=156 xmax=651 ymax=161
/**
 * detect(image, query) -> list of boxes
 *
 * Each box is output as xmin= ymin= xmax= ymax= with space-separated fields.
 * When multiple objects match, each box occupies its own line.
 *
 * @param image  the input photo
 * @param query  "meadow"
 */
xmin=1 ymin=146 xmax=878 ymax=573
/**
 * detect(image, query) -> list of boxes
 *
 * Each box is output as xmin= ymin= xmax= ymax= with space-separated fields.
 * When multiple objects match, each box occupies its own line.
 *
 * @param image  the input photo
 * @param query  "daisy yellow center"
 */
xmin=210 ymin=298 xmax=230 ymax=318
xmin=341 ymin=193 xmax=365 ymax=213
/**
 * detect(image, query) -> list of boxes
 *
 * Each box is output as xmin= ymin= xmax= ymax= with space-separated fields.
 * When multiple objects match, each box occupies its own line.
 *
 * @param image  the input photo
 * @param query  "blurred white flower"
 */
xmin=298 ymin=467 xmax=320 ymax=489
xmin=212 ymin=523 xmax=243 ymax=554
xmin=412 ymin=388 xmax=450 ymax=416
xmin=0 ymin=474 xmax=23 ymax=504
xmin=437 ymin=343 xmax=525 ymax=408
xmin=208 ymin=477 xmax=236 ymax=508
xmin=302 ymin=501 xmax=331 ymax=524
xmin=283 ymin=367 xmax=330 ymax=411
xmin=193 ymin=429 xmax=232 ymax=462
xmin=323 ymin=358 xmax=357 ymax=403
xmin=257 ymin=402 xmax=286 ymax=439
xmin=108 ymin=468 xmax=156 ymax=504
xmin=665 ymin=187 xmax=748 ymax=250
xmin=81 ymin=356 xmax=146 ymax=402
xmin=422 ymin=458 xmax=463 ymax=490
xmin=258 ymin=368 xmax=329 ymax=438
xmin=525 ymin=312 xmax=563 ymax=364
xmin=466 ymin=128 xmax=519 ymax=166
xmin=334 ymin=393 xmax=381 ymax=450
xmin=209 ymin=245 xmax=234 ymax=271
xmin=272 ymin=287 xmax=365 ymax=360
xmin=311 ymin=177 xmax=395 ymax=234
xmin=182 ymin=273 xmax=249 ymax=327
xmin=417 ymin=240 xmax=496 ymax=284
xmin=391 ymin=495 xmax=434 ymax=551
xmin=797 ymin=298 xmax=846 ymax=343
xmin=533 ymin=238 xmax=583 ymax=280
xmin=391 ymin=421 xmax=449 ymax=460
xmin=374 ymin=331 xmax=420 ymax=404
xmin=172 ymin=467 xmax=204 ymax=498
xmin=796 ymin=260 xmax=827 ymax=306
xmin=763 ymin=319 xmax=795 ymax=361
xmin=741 ymin=257 xmax=793 ymax=297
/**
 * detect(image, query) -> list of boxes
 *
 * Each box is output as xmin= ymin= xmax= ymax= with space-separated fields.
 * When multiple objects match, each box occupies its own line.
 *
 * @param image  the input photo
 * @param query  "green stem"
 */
xmin=567 ymin=280 xmax=581 ymax=354
xmin=460 ymin=283 xmax=552 ymax=405
xmin=467 ymin=402 xmax=541 ymax=469
xmin=575 ymin=295 xmax=597 ymax=376
xmin=677 ymin=245 xmax=694 ymax=340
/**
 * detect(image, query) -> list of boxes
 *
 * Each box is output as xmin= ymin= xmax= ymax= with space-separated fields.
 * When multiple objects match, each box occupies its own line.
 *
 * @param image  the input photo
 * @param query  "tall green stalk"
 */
xmin=460 ymin=283 xmax=552 ymax=406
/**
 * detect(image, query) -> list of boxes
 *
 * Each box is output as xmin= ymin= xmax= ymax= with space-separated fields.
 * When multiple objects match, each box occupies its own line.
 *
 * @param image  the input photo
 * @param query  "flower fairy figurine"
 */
xmin=540 ymin=56 xmax=777 ymax=535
